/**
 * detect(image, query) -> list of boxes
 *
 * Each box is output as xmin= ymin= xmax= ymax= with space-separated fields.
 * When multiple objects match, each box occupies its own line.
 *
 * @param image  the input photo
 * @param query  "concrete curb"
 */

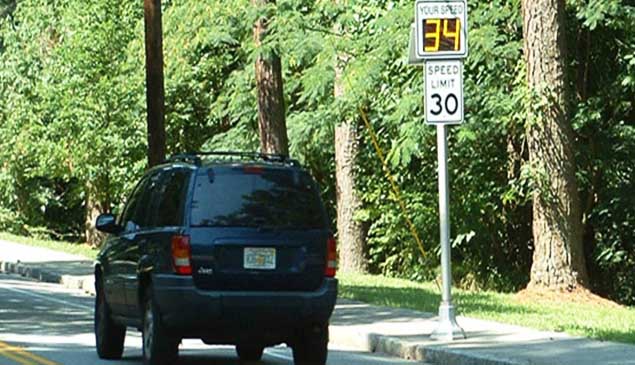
xmin=1 ymin=259 xmax=520 ymax=365
xmin=0 ymin=260 xmax=96 ymax=296
xmin=331 ymin=327 xmax=522 ymax=365
xmin=330 ymin=326 xmax=522 ymax=365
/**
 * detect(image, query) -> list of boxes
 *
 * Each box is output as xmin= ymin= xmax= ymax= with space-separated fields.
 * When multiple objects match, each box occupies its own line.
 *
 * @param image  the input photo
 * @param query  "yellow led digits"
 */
xmin=424 ymin=19 xmax=461 ymax=52
xmin=425 ymin=19 xmax=441 ymax=52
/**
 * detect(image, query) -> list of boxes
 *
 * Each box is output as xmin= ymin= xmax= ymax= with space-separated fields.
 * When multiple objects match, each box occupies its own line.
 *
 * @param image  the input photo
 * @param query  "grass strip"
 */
xmin=0 ymin=232 xmax=98 ymax=260
xmin=338 ymin=272 xmax=635 ymax=344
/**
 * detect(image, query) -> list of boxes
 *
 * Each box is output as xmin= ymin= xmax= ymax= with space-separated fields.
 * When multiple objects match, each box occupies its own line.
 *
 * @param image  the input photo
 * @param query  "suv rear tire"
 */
xmin=236 ymin=344 xmax=264 ymax=362
xmin=95 ymin=277 xmax=126 ymax=359
xmin=292 ymin=323 xmax=328 ymax=365
xmin=142 ymin=286 xmax=179 ymax=365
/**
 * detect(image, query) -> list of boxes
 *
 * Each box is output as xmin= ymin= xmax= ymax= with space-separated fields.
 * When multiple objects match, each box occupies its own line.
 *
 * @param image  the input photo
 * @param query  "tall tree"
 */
xmin=333 ymin=1 xmax=367 ymax=273
xmin=144 ymin=0 xmax=167 ymax=167
xmin=252 ymin=0 xmax=289 ymax=155
xmin=522 ymin=0 xmax=588 ymax=290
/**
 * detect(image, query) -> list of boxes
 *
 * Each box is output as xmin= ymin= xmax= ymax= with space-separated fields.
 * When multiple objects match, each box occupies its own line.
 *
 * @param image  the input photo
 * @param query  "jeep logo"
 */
xmin=197 ymin=267 xmax=214 ymax=275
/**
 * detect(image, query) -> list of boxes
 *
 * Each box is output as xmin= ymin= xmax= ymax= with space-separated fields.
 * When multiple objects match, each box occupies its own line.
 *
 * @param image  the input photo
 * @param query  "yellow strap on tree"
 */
xmin=346 ymin=86 xmax=427 ymax=257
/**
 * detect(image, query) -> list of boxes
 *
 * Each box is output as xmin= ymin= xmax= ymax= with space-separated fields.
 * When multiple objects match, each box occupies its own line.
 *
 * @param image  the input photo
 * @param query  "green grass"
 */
xmin=338 ymin=273 xmax=635 ymax=344
xmin=0 ymin=232 xmax=98 ymax=260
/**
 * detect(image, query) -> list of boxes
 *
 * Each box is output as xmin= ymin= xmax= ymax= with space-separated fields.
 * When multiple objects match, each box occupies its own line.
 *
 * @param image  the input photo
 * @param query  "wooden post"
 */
xmin=143 ymin=0 xmax=167 ymax=167
xmin=252 ymin=0 xmax=289 ymax=156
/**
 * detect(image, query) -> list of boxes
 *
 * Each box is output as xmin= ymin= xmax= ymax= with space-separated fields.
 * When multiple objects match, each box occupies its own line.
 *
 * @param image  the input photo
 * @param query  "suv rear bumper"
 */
xmin=151 ymin=274 xmax=338 ymax=332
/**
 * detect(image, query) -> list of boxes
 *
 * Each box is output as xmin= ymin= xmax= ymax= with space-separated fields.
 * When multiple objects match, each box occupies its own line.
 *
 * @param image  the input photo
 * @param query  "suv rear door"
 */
xmin=105 ymin=174 xmax=151 ymax=315
xmin=188 ymin=165 xmax=329 ymax=292
xmin=120 ymin=171 xmax=161 ymax=316
xmin=122 ymin=167 xmax=192 ymax=313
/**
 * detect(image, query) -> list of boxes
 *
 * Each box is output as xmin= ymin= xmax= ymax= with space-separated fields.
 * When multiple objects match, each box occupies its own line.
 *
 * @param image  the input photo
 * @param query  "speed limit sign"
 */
xmin=424 ymin=59 xmax=464 ymax=125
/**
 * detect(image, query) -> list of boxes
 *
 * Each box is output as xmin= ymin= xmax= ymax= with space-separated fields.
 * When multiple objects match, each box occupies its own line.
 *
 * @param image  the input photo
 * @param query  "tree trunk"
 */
xmin=335 ymin=123 xmax=368 ymax=273
xmin=522 ymin=0 xmax=588 ymax=290
xmin=85 ymin=184 xmax=108 ymax=247
xmin=253 ymin=0 xmax=289 ymax=156
xmin=143 ymin=0 xmax=167 ymax=167
xmin=333 ymin=2 xmax=367 ymax=274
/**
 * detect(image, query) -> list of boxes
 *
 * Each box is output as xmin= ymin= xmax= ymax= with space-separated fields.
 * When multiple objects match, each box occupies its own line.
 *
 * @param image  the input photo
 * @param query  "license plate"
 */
xmin=244 ymin=247 xmax=276 ymax=270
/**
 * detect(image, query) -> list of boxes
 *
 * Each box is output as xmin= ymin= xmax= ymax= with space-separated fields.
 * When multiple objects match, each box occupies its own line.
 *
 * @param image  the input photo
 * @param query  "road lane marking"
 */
xmin=0 ymin=284 xmax=92 ymax=311
xmin=264 ymin=349 xmax=293 ymax=362
xmin=0 ymin=343 xmax=59 ymax=365
xmin=0 ymin=349 xmax=35 ymax=365
xmin=0 ymin=342 xmax=36 ymax=365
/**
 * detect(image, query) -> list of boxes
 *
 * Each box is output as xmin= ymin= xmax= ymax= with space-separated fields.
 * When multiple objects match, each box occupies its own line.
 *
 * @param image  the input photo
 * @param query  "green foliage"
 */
xmin=0 ymin=0 xmax=145 ymax=239
xmin=567 ymin=0 xmax=635 ymax=304
xmin=0 ymin=0 xmax=633 ymax=303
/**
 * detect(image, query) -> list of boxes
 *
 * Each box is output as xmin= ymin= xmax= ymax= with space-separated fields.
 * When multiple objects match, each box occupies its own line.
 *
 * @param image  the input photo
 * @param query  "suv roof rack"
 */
xmin=167 ymin=151 xmax=301 ymax=167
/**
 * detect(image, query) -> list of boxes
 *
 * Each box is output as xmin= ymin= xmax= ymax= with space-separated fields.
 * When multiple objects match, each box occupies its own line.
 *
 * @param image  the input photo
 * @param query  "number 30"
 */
xmin=430 ymin=93 xmax=459 ymax=116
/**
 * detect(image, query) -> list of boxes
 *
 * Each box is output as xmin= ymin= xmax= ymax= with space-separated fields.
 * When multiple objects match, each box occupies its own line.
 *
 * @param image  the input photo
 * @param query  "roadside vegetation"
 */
xmin=0 ymin=0 xmax=633 ymax=314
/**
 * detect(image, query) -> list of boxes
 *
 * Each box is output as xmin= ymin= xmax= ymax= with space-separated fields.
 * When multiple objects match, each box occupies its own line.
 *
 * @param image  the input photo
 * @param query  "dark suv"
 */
xmin=93 ymin=152 xmax=338 ymax=365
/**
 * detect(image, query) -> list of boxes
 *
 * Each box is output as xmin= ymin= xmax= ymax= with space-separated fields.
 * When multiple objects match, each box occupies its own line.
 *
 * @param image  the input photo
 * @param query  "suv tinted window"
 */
xmin=152 ymin=169 xmax=190 ymax=227
xmin=190 ymin=167 xmax=327 ymax=229
xmin=119 ymin=176 xmax=149 ymax=227
xmin=134 ymin=173 xmax=160 ymax=228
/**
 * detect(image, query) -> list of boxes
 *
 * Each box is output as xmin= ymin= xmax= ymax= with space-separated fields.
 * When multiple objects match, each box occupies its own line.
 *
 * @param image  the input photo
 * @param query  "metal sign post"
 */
xmin=410 ymin=0 xmax=468 ymax=341
xmin=430 ymin=124 xmax=466 ymax=340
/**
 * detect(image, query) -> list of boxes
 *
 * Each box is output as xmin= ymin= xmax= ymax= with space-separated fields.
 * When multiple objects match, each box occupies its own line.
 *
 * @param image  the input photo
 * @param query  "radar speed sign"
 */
xmin=415 ymin=0 xmax=468 ymax=59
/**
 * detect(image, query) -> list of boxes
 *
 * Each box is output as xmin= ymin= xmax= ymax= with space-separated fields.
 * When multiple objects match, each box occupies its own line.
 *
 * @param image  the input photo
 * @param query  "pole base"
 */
xmin=430 ymin=302 xmax=466 ymax=341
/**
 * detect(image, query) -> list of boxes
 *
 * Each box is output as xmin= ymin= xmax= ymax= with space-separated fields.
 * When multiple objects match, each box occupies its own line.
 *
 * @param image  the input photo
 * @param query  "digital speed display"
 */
xmin=415 ymin=0 xmax=468 ymax=59
xmin=424 ymin=18 xmax=461 ymax=52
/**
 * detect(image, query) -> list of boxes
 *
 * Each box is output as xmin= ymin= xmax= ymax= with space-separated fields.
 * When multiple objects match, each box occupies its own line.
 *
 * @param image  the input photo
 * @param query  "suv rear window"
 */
xmin=190 ymin=167 xmax=327 ymax=229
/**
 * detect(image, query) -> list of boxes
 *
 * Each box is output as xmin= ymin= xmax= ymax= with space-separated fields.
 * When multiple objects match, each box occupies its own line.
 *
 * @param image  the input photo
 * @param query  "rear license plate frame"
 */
xmin=243 ymin=247 xmax=276 ymax=270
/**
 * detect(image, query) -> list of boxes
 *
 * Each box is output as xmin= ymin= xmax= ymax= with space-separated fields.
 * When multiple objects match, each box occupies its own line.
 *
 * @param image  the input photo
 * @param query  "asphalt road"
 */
xmin=0 ymin=273 xmax=418 ymax=365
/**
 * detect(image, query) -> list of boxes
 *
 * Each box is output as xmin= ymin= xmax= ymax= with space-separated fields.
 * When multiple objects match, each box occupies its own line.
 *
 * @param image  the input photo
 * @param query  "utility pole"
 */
xmin=143 ymin=0 xmax=167 ymax=167
xmin=252 ymin=0 xmax=289 ymax=156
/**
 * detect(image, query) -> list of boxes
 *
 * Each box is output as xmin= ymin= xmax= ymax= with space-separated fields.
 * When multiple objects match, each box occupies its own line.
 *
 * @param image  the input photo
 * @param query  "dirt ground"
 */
xmin=515 ymin=286 xmax=623 ymax=308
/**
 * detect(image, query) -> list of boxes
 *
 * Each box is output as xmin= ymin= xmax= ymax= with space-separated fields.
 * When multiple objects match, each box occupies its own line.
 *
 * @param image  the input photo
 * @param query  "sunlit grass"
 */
xmin=0 ymin=232 xmax=98 ymax=259
xmin=338 ymin=273 xmax=635 ymax=344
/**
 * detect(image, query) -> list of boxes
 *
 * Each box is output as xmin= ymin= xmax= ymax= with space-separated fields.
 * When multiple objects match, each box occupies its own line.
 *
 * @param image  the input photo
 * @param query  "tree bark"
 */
xmin=522 ymin=0 xmax=588 ymax=290
xmin=333 ymin=1 xmax=368 ymax=274
xmin=85 ymin=183 xmax=108 ymax=247
xmin=253 ymin=0 xmax=289 ymax=156
xmin=144 ymin=0 xmax=167 ymax=167
xmin=335 ymin=122 xmax=368 ymax=273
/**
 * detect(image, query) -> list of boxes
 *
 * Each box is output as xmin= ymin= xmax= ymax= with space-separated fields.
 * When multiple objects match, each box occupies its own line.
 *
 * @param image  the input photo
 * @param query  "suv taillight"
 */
xmin=325 ymin=235 xmax=337 ymax=277
xmin=171 ymin=235 xmax=192 ymax=275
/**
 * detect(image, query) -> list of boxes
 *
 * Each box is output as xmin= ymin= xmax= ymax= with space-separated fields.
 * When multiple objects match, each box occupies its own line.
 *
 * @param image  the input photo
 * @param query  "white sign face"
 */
xmin=415 ymin=0 xmax=468 ymax=59
xmin=425 ymin=59 xmax=463 ymax=125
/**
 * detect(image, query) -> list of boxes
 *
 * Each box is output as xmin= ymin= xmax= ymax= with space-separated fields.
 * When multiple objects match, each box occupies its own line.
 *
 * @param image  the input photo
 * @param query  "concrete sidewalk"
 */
xmin=1 ymin=239 xmax=634 ymax=365
xmin=0 ymin=239 xmax=95 ymax=293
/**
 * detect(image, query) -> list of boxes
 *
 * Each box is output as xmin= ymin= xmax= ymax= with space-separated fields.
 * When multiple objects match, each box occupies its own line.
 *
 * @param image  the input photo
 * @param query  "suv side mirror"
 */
xmin=96 ymin=214 xmax=122 ymax=235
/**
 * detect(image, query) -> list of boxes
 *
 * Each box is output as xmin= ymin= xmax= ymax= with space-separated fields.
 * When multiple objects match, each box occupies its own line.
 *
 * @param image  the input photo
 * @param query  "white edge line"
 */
xmin=0 ymin=284 xmax=92 ymax=311
xmin=264 ymin=349 xmax=294 ymax=362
